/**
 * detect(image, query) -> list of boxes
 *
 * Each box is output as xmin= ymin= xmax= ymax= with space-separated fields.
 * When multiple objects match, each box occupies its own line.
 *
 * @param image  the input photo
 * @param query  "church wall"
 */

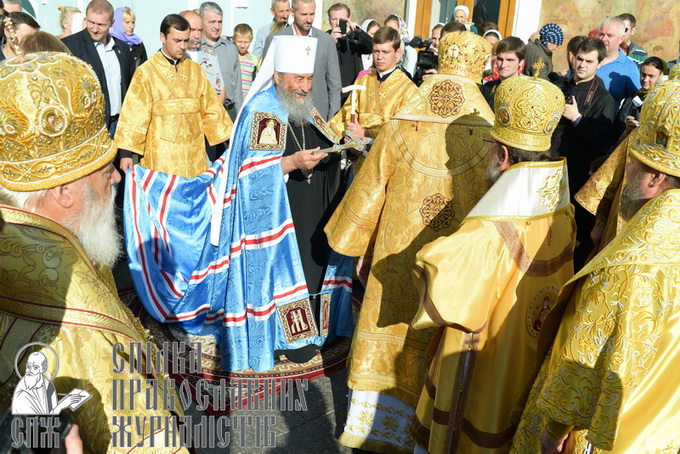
xmin=518 ymin=0 xmax=680 ymax=71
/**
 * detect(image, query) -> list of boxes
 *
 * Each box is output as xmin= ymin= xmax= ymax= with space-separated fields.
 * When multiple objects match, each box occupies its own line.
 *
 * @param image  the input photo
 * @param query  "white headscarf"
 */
xmin=360 ymin=19 xmax=376 ymax=33
xmin=454 ymin=5 xmax=470 ymax=19
xmin=483 ymin=29 xmax=503 ymax=40
xmin=70 ymin=12 xmax=86 ymax=35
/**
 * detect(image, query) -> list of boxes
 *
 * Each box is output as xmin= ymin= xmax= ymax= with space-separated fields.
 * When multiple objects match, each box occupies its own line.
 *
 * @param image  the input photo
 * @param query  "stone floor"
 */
xmin=181 ymin=369 xmax=355 ymax=453
xmin=112 ymin=211 xmax=367 ymax=453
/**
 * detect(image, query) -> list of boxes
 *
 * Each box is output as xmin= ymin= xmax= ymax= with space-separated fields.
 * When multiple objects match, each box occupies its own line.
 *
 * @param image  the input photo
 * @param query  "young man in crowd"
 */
xmin=552 ymin=37 xmax=616 ymax=268
xmin=481 ymin=36 xmax=525 ymax=109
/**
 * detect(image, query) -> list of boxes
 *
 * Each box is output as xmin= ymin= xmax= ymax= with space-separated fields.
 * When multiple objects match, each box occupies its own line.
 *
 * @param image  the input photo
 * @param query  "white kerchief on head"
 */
xmin=454 ymin=5 xmax=469 ymax=18
xmin=274 ymin=35 xmax=317 ymax=73
xmin=71 ymin=12 xmax=86 ymax=35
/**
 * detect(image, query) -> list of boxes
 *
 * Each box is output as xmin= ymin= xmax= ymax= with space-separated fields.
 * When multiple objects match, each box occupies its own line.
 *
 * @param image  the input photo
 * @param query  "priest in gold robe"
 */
xmin=116 ymin=14 xmax=232 ymax=177
xmin=329 ymin=26 xmax=417 ymax=169
xmin=325 ymin=31 xmax=494 ymax=453
xmin=410 ymin=75 xmax=575 ymax=454
xmin=511 ymin=79 xmax=680 ymax=454
xmin=0 ymin=52 xmax=188 ymax=453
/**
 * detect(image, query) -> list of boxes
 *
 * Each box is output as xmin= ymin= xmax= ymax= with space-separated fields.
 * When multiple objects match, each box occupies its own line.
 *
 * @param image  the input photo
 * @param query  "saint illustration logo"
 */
xmin=11 ymin=342 xmax=91 ymax=415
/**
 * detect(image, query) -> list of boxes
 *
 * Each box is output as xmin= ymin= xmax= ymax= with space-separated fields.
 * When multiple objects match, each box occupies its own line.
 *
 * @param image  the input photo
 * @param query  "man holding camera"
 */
xmin=329 ymin=26 xmax=416 ymax=170
xmin=327 ymin=3 xmax=373 ymax=104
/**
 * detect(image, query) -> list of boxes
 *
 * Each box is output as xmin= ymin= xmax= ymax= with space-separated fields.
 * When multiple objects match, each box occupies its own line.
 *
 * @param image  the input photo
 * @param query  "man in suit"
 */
xmin=62 ymin=0 xmax=134 ymax=136
xmin=264 ymin=0 xmax=341 ymax=120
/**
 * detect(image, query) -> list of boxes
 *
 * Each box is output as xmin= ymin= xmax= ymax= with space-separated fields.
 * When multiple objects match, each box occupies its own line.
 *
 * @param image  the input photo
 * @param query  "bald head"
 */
xmin=4 ymin=0 xmax=22 ymax=13
xmin=180 ymin=10 xmax=203 ymax=49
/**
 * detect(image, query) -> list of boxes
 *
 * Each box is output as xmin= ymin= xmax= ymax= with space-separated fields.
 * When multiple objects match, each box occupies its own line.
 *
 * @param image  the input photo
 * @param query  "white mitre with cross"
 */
xmin=274 ymin=35 xmax=317 ymax=74
xmin=245 ymin=35 xmax=318 ymax=110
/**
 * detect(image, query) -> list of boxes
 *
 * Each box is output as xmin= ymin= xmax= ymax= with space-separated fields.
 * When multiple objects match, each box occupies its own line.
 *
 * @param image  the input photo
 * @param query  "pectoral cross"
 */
xmin=305 ymin=46 xmax=312 ymax=56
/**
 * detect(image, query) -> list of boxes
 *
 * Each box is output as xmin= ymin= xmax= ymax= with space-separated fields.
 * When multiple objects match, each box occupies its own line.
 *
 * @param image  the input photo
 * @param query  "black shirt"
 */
xmin=551 ymin=75 xmax=617 ymax=194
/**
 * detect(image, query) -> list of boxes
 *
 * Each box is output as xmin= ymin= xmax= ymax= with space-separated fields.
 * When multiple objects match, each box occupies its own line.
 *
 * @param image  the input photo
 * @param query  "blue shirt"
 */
xmin=94 ymin=37 xmax=122 ymax=116
xmin=596 ymin=48 xmax=641 ymax=106
xmin=252 ymin=22 xmax=272 ymax=58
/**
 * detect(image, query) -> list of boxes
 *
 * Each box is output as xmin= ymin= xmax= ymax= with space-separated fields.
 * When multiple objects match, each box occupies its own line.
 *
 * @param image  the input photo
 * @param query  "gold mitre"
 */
xmin=490 ymin=75 xmax=565 ymax=152
xmin=669 ymin=64 xmax=680 ymax=81
xmin=629 ymin=80 xmax=680 ymax=177
xmin=0 ymin=52 xmax=116 ymax=191
xmin=438 ymin=31 xmax=491 ymax=81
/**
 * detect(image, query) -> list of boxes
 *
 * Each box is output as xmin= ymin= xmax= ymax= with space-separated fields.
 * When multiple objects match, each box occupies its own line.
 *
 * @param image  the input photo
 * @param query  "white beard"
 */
xmin=66 ymin=183 xmax=122 ymax=268
xmin=276 ymin=84 xmax=314 ymax=126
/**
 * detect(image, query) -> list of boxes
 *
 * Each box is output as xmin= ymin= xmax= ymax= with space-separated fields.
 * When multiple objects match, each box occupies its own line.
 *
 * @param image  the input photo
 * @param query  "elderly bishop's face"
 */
xmin=620 ymin=156 xmax=654 ymax=221
xmin=276 ymin=72 xmax=313 ymax=97
xmin=274 ymin=72 xmax=314 ymax=125
xmin=65 ymin=163 xmax=123 ymax=268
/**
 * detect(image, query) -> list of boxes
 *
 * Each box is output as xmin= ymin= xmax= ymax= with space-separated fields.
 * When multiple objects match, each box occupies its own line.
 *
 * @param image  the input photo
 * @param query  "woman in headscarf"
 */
xmin=384 ymin=14 xmax=416 ymax=77
xmin=69 ymin=12 xmax=85 ymax=36
xmin=359 ymin=19 xmax=379 ymax=72
xmin=110 ymin=6 xmax=146 ymax=69
xmin=452 ymin=5 xmax=478 ymax=34
xmin=56 ymin=6 xmax=81 ymax=39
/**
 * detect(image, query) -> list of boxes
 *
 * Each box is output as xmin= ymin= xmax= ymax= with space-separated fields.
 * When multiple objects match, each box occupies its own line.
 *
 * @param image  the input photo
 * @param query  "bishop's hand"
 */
xmin=281 ymin=148 xmax=327 ymax=175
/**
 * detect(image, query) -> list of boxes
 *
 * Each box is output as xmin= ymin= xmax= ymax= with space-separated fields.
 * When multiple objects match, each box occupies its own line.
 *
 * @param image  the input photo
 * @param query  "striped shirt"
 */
xmin=239 ymin=52 xmax=258 ymax=96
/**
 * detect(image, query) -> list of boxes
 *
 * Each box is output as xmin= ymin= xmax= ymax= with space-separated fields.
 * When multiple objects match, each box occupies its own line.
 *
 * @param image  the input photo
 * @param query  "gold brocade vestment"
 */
xmin=324 ymin=74 xmax=494 ymax=451
xmin=511 ymin=190 xmax=680 ymax=454
xmin=0 ymin=206 xmax=188 ymax=454
xmin=410 ymin=160 xmax=575 ymax=453
xmin=114 ymin=52 xmax=232 ymax=178
xmin=329 ymin=68 xmax=417 ymax=140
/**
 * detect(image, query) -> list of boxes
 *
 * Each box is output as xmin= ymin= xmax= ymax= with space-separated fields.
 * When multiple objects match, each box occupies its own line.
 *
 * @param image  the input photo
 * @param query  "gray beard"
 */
xmin=619 ymin=172 xmax=649 ymax=221
xmin=485 ymin=156 xmax=502 ymax=185
xmin=276 ymin=84 xmax=314 ymax=126
xmin=65 ymin=183 xmax=122 ymax=268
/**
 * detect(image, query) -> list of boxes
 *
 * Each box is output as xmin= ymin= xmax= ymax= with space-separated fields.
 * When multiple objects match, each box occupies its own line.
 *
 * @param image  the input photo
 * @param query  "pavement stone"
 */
xmin=112 ymin=211 xmax=367 ymax=453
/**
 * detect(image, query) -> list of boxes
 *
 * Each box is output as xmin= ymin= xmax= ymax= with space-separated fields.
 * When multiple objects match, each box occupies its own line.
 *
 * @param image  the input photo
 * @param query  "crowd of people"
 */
xmin=0 ymin=0 xmax=679 ymax=453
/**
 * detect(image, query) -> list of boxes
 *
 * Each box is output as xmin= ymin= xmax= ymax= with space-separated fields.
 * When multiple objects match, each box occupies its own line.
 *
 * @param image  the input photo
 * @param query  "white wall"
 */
xmin=512 ymin=0 xmax=542 ymax=42
xmin=26 ymin=0 xmax=279 ymax=52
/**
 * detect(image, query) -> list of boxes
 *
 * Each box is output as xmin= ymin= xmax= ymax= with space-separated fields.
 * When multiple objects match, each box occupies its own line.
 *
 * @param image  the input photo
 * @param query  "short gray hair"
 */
xmin=600 ymin=17 xmax=626 ymax=35
xmin=271 ymin=0 xmax=289 ymax=9
xmin=199 ymin=1 xmax=223 ymax=18
xmin=291 ymin=0 xmax=314 ymax=11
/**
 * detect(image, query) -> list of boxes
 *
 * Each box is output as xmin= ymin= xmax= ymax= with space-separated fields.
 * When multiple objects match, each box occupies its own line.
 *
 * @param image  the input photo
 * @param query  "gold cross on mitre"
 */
xmin=532 ymin=58 xmax=545 ymax=80
xmin=305 ymin=46 xmax=312 ymax=56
